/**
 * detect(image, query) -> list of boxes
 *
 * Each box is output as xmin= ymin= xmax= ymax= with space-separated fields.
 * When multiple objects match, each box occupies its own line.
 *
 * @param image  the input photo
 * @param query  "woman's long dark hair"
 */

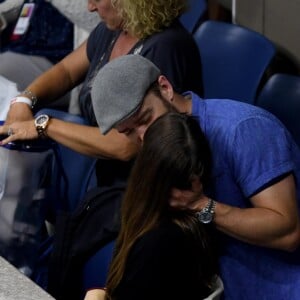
xmin=105 ymin=113 xmax=217 ymax=299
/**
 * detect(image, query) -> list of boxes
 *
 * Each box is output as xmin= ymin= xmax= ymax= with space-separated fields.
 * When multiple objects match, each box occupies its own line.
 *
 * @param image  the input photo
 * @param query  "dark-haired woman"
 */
xmin=85 ymin=113 xmax=220 ymax=300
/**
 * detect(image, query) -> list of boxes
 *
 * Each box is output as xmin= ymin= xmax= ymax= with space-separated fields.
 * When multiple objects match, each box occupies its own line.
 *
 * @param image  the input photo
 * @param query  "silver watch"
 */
xmin=195 ymin=198 xmax=216 ymax=224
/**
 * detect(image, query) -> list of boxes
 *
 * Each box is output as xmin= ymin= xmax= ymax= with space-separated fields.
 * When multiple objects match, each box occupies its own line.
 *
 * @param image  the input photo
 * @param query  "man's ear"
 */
xmin=158 ymin=75 xmax=174 ymax=103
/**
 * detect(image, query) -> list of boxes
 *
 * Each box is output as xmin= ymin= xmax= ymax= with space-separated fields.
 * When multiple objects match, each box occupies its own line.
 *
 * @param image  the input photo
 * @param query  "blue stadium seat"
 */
xmin=31 ymin=109 xmax=97 ymax=289
xmin=193 ymin=20 xmax=276 ymax=104
xmin=180 ymin=0 xmax=207 ymax=33
xmin=36 ymin=109 xmax=97 ymax=214
xmin=83 ymin=240 xmax=115 ymax=290
xmin=256 ymin=73 xmax=300 ymax=147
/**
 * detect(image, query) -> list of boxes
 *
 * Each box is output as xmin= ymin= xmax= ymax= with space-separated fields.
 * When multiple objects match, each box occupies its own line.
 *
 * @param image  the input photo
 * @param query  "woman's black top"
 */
xmin=112 ymin=221 xmax=212 ymax=300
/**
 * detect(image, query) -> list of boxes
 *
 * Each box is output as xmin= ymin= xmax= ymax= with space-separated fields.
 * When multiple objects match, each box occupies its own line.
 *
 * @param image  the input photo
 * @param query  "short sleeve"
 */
xmin=229 ymin=116 xmax=295 ymax=197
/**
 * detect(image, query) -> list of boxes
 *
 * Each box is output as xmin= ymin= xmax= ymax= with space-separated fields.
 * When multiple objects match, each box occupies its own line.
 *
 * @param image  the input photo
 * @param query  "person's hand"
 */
xmin=170 ymin=188 xmax=209 ymax=211
xmin=4 ymin=103 xmax=33 ymax=125
xmin=84 ymin=289 xmax=106 ymax=300
xmin=0 ymin=120 xmax=38 ymax=145
xmin=169 ymin=176 xmax=209 ymax=211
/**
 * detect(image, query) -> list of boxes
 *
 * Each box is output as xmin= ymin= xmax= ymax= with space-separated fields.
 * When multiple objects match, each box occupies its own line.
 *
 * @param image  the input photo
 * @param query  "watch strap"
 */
xmin=36 ymin=125 xmax=47 ymax=138
xmin=205 ymin=198 xmax=216 ymax=214
xmin=196 ymin=198 xmax=216 ymax=224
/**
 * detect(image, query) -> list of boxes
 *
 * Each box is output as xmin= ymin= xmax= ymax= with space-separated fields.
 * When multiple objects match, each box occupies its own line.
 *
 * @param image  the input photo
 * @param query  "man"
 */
xmin=91 ymin=54 xmax=300 ymax=300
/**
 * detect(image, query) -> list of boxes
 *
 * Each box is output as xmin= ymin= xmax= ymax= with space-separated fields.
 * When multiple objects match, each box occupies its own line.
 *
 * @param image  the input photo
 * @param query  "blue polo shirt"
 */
xmin=190 ymin=92 xmax=300 ymax=300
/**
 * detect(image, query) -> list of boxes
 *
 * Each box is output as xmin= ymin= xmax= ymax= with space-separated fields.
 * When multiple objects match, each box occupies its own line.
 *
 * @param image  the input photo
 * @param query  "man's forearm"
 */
xmin=213 ymin=201 xmax=300 ymax=251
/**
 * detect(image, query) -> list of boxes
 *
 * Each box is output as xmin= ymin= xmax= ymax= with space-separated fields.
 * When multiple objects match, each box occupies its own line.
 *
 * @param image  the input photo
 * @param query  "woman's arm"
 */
xmin=0 ymin=118 xmax=138 ymax=160
xmin=5 ymin=41 xmax=90 ymax=124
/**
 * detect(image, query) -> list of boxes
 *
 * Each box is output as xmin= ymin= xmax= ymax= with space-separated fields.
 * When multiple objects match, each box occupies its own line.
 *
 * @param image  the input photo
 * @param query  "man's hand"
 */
xmin=169 ymin=176 xmax=209 ymax=211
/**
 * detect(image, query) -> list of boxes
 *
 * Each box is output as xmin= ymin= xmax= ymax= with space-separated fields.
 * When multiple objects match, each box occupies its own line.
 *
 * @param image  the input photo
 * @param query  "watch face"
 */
xmin=35 ymin=114 xmax=50 ymax=138
xmin=197 ymin=211 xmax=213 ymax=224
xmin=36 ymin=114 xmax=49 ymax=125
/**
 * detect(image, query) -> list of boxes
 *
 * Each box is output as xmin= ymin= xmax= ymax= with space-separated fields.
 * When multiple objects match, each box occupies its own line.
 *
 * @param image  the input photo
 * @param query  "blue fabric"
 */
xmin=83 ymin=241 xmax=115 ymax=290
xmin=1 ymin=0 xmax=73 ymax=63
xmin=179 ymin=0 xmax=207 ymax=33
xmin=190 ymin=92 xmax=300 ymax=300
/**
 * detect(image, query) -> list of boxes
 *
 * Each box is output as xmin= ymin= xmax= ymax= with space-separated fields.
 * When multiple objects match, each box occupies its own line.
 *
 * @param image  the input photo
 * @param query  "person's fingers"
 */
xmin=0 ymin=121 xmax=37 ymax=145
xmin=170 ymin=188 xmax=196 ymax=208
xmin=169 ymin=198 xmax=188 ymax=209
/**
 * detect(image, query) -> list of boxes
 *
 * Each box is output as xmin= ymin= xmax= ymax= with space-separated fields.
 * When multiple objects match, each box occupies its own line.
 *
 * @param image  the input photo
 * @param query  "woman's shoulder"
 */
xmin=141 ymin=20 xmax=200 ymax=62
xmin=144 ymin=20 xmax=196 ymax=46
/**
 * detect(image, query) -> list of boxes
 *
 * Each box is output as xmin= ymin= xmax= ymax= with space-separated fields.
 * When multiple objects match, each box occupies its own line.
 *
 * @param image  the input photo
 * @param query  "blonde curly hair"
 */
xmin=112 ymin=0 xmax=187 ymax=39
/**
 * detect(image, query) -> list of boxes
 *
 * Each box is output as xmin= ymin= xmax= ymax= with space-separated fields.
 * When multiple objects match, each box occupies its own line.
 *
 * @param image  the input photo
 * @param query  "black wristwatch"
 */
xmin=195 ymin=198 xmax=216 ymax=224
xmin=35 ymin=114 xmax=50 ymax=138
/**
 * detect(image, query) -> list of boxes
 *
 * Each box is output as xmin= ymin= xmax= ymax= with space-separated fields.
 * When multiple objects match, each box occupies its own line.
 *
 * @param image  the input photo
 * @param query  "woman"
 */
xmin=85 ymin=113 xmax=219 ymax=300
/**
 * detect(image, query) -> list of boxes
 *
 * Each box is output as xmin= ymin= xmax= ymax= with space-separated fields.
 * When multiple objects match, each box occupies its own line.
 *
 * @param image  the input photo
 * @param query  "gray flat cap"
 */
xmin=91 ymin=54 xmax=161 ymax=134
